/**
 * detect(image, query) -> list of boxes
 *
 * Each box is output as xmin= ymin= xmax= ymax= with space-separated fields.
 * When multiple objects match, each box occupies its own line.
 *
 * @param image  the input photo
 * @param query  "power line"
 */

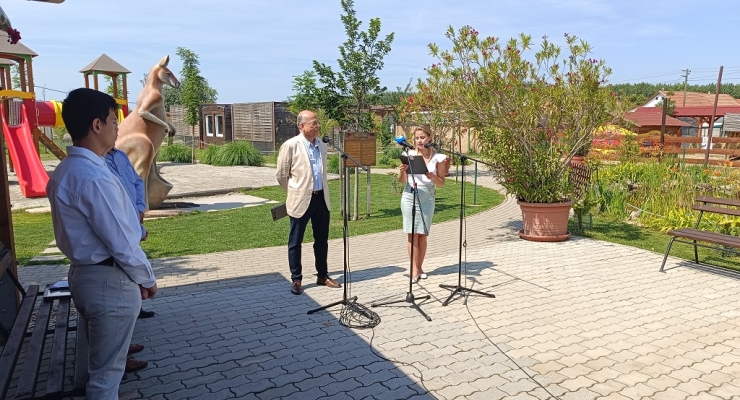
xmin=35 ymin=85 xmax=68 ymax=94
xmin=611 ymin=67 xmax=740 ymax=84
xmin=611 ymin=71 xmax=683 ymax=84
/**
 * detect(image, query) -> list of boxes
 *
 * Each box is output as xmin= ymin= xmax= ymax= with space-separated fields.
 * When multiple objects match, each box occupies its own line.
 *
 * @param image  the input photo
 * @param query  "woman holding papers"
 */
xmin=397 ymin=125 xmax=447 ymax=283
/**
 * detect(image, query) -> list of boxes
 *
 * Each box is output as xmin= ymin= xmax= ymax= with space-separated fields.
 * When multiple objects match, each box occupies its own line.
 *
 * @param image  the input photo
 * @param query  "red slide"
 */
xmin=1 ymin=103 xmax=49 ymax=197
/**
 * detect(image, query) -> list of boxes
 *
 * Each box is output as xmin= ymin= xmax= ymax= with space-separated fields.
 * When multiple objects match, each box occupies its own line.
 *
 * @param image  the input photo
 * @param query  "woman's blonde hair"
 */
xmin=413 ymin=125 xmax=435 ymax=154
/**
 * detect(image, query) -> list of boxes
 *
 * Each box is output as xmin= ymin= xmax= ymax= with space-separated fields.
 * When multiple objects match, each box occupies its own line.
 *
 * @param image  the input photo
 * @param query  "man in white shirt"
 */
xmin=47 ymin=88 xmax=157 ymax=400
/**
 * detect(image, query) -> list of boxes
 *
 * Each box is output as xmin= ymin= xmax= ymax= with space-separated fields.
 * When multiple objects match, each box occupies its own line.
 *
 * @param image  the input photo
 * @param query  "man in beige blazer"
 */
xmin=276 ymin=110 xmax=341 ymax=295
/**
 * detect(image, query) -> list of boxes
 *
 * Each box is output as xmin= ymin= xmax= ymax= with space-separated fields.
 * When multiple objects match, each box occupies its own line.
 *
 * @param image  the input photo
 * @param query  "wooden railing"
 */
xmin=591 ymin=134 xmax=740 ymax=167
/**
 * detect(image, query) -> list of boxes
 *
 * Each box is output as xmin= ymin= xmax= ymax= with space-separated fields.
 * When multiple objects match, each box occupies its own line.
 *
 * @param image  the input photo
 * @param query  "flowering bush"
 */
xmin=416 ymin=26 xmax=620 ymax=203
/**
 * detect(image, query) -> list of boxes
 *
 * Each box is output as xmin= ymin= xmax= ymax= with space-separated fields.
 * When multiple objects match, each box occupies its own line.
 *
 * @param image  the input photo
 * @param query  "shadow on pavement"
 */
xmin=122 ymin=272 xmax=434 ymax=399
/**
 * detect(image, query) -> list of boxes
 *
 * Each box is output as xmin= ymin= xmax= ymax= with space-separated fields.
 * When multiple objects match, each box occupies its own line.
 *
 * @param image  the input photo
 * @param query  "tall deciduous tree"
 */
xmin=11 ymin=64 xmax=20 ymax=89
xmin=175 ymin=47 xmax=218 ymax=161
xmin=103 ymin=75 xmax=128 ymax=99
xmin=294 ymin=0 xmax=394 ymax=220
xmin=312 ymin=0 xmax=394 ymax=131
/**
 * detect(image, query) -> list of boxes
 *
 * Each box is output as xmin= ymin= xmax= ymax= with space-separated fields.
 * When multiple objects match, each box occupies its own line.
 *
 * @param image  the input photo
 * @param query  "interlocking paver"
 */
xmin=685 ymin=392 xmax=727 ymax=400
xmin=707 ymin=382 xmax=740 ymax=399
xmin=588 ymin=379 xmax=626 ymax=396
xmin=559 ymin=387 xmax=600 ymax=400
xmin=15 ymin=167 xmax=740 ymax=399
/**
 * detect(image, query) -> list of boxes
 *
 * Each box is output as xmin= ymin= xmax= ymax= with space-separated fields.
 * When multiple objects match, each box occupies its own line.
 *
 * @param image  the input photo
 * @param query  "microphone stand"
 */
xmin=307 ymin=137 xmax=371 ymax=318
xmin=434 ymin=146 xmax=496 ymax=306
xmin=371 ymin=145 xmax=432 ymax=321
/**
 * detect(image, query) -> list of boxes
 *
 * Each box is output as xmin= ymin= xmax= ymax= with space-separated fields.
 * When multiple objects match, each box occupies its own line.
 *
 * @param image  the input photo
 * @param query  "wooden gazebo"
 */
xmin=638 ymin=106 xmax=740 ymax=166
xmin=79 ymin=53 xmax=131 ymax=114
xmin=0 ymin=33 xmax=38 ymax=94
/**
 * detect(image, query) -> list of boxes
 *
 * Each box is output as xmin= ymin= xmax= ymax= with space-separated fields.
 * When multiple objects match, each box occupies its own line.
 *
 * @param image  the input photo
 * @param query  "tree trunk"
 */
xmin=191 ymin=125 xmax=195 ymax=164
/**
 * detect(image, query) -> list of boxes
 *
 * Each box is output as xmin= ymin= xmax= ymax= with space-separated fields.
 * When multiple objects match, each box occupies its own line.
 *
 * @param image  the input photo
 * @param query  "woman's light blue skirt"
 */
xmin=401 ymin=183 xmax=435 ymax=235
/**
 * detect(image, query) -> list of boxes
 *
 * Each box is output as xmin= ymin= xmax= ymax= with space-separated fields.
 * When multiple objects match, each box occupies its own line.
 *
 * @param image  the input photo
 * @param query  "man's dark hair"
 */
xmin=61 ymin=88 xmax=118 ymax=141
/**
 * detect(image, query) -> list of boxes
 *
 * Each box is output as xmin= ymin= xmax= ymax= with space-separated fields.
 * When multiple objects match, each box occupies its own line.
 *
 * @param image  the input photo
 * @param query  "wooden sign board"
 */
xmin=343 ymin=131 xmax=377 ymax=167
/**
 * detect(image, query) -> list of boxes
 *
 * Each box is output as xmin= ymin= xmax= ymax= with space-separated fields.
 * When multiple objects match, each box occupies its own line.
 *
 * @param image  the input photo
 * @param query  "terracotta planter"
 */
xmin=517 ymin=200 xmax=573 ymax=242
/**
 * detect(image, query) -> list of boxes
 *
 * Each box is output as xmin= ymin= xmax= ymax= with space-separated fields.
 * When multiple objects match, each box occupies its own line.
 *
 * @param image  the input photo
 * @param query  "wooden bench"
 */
xmin=660 ymin=196 xmax=740 ymax=272
xmin=0 ymin=250 xmax=87 ymax=399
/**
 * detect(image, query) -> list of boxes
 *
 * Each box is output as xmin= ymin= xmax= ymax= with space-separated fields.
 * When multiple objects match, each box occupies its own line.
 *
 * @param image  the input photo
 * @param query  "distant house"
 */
xmin=724 ymin=113 xmax=740 ymax=134
xmin=169 ymin=102 xmax=298 ymax=152
xmin=624 ymin=107 xmax=691 ymax=136
xmin=723 ymin=113 xmax=740 ymax=159
xmin=643 ymin=91 xmax=740 ymax=108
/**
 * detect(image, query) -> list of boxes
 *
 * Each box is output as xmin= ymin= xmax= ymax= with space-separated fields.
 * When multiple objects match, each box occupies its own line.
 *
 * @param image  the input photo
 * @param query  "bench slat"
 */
xmin=73 ymin=313 xmax=88 ymax=396
xmin=696 ymin=196 xmax=740 ymax=208
xmin=14 ymin=299 xmax=53 ymax=400
xmin=0 ymin=285 xmax=39 ymax=399
xmin=669 ymin=228 xmax=740 ymax=248
xmin=692 ymin=204 xmax=740 ymax=217
xmin=45 ymin=298 xmax=70 ymax=397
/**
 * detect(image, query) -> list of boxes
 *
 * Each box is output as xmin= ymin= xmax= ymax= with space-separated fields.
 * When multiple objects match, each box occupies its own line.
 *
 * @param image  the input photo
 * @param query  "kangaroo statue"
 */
xmin=116 ymin=55 xmax=180 ymax=209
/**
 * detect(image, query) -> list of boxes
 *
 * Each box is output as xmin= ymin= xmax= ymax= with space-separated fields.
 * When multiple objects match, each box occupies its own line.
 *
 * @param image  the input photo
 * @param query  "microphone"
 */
xmin=322 ymin=136 xmax=331 ymax=143
xmin=393 ymin=136 xmax=414 ymax=150
xmin=424 ymin=143 xmax=438 ymax=149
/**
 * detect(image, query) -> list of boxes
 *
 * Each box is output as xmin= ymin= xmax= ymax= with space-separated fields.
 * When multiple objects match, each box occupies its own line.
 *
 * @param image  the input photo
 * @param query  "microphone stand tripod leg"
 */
xmin=438 ymin=154 xmax=495 ymax=306
xmin=307 ymin=150 xmax=371 ymax=317
xmin=372 ymin=156 xmax=432 ymax=321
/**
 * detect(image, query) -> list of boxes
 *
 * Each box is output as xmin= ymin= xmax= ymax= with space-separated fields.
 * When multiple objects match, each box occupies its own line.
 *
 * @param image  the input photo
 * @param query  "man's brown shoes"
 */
xmin=291 ymin=281 xmax=302 ymax=295
xmin=125 ymin=356 xmax=148 ymax=373
xmin=291 ymin=277 xmax=340 ymax=294
xmin=128 ymin=343 xmax=144 ymax=355
xmin=317 ymin=277 xmax=341 ymax=288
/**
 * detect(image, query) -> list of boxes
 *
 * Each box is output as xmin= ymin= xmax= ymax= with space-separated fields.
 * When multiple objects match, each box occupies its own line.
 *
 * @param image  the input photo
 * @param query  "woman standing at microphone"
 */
xmin=398 ymin=125 xmax=447 ymax=283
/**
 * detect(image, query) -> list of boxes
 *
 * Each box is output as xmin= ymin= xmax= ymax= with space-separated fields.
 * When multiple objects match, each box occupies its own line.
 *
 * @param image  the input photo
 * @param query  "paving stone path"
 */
xmin=13 ymin=163 xmax=740 ymax=399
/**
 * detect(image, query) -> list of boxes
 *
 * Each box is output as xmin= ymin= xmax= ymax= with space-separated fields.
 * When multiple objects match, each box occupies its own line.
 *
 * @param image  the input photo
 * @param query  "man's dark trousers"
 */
xmin=288 ymin=191 xmax=330 ymax=282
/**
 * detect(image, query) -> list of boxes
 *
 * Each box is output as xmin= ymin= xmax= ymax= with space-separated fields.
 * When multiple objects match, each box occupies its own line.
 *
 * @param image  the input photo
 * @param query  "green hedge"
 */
xmin=158 ymin=144 xmax=191 ymax=163
xmin=201 ymin=141 xmax=264 ymax=166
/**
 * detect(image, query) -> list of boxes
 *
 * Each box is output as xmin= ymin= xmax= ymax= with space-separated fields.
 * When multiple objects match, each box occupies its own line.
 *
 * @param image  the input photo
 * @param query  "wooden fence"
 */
xmin=592 ymin=132 xmax=740 ymax=167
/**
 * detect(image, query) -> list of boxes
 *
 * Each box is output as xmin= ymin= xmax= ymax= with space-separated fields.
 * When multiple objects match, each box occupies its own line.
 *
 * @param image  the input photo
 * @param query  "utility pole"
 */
xmin=681 ymin=69 xmax=691 ymax=106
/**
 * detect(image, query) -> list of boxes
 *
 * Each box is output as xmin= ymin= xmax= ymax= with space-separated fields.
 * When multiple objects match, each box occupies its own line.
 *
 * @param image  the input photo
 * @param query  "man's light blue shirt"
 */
xmin=105 ymin=147 xmax=147 ymax=239
xmin=299 ymin=134 xmax=323 ymax=191
xmin=47 ymin=146 xmax=156 ymax=288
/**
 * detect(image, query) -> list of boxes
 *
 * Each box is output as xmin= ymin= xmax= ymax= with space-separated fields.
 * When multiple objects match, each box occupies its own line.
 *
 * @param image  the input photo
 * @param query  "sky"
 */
xmin=3 ymin=0 xmax=740 ymax=106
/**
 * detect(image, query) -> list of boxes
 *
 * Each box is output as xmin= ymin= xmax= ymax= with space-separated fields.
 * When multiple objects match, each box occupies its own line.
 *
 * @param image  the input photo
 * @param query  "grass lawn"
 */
xmin=570 ymin=215 xmax=740 ymax=272
xmin=11 ymin=173 xmax=504 ymax=265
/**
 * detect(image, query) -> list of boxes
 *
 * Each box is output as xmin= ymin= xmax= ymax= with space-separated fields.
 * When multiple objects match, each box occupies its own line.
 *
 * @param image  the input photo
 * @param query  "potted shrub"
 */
xmin=418 ymin=27 xmax=619 ymax=241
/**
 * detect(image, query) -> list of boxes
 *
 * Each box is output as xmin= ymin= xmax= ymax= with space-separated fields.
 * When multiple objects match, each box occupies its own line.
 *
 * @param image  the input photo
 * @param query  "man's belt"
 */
xmin=312 ymin=190 xmax=324 ymax=195
xmin=96 ymin=257 xmax=115 ymax=266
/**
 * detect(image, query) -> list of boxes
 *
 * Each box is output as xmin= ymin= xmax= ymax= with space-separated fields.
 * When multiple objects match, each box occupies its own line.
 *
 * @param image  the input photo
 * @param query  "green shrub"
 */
xmin=326 ymin=154 xmax=360 ymax=174
xmin=377 ymin=154 xmax=400 ymax=168
xmin=327 ymin=154 xmax=340 ymax=174
xmin=158 ymin=144 xmax=191 ymax=163
xmin=200 ymin=144 xmax=220 ymax=165
xmin=383 ymin=146 xmax=402 ymax=159
xmin=377 ymin=146 xmax=403 ymax=168
xmin=213 ymin=141 xmax=264 ymax=166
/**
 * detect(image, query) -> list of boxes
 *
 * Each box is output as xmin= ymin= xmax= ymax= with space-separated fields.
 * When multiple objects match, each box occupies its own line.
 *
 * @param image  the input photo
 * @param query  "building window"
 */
xmin=215 ymin=114 xmax=224 ymax=137
xmin=206 ymin=115 xmax=214 ymax=137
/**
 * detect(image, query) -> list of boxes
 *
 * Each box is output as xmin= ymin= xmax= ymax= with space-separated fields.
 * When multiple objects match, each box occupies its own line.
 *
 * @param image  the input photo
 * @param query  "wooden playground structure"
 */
xmin=1 ymin=33 xmax=133 ymax=332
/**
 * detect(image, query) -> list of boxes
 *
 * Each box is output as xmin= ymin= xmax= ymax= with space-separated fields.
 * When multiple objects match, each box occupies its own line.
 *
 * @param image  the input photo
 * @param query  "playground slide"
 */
xmin=1 ymin=103 xmax=49 ymax=197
